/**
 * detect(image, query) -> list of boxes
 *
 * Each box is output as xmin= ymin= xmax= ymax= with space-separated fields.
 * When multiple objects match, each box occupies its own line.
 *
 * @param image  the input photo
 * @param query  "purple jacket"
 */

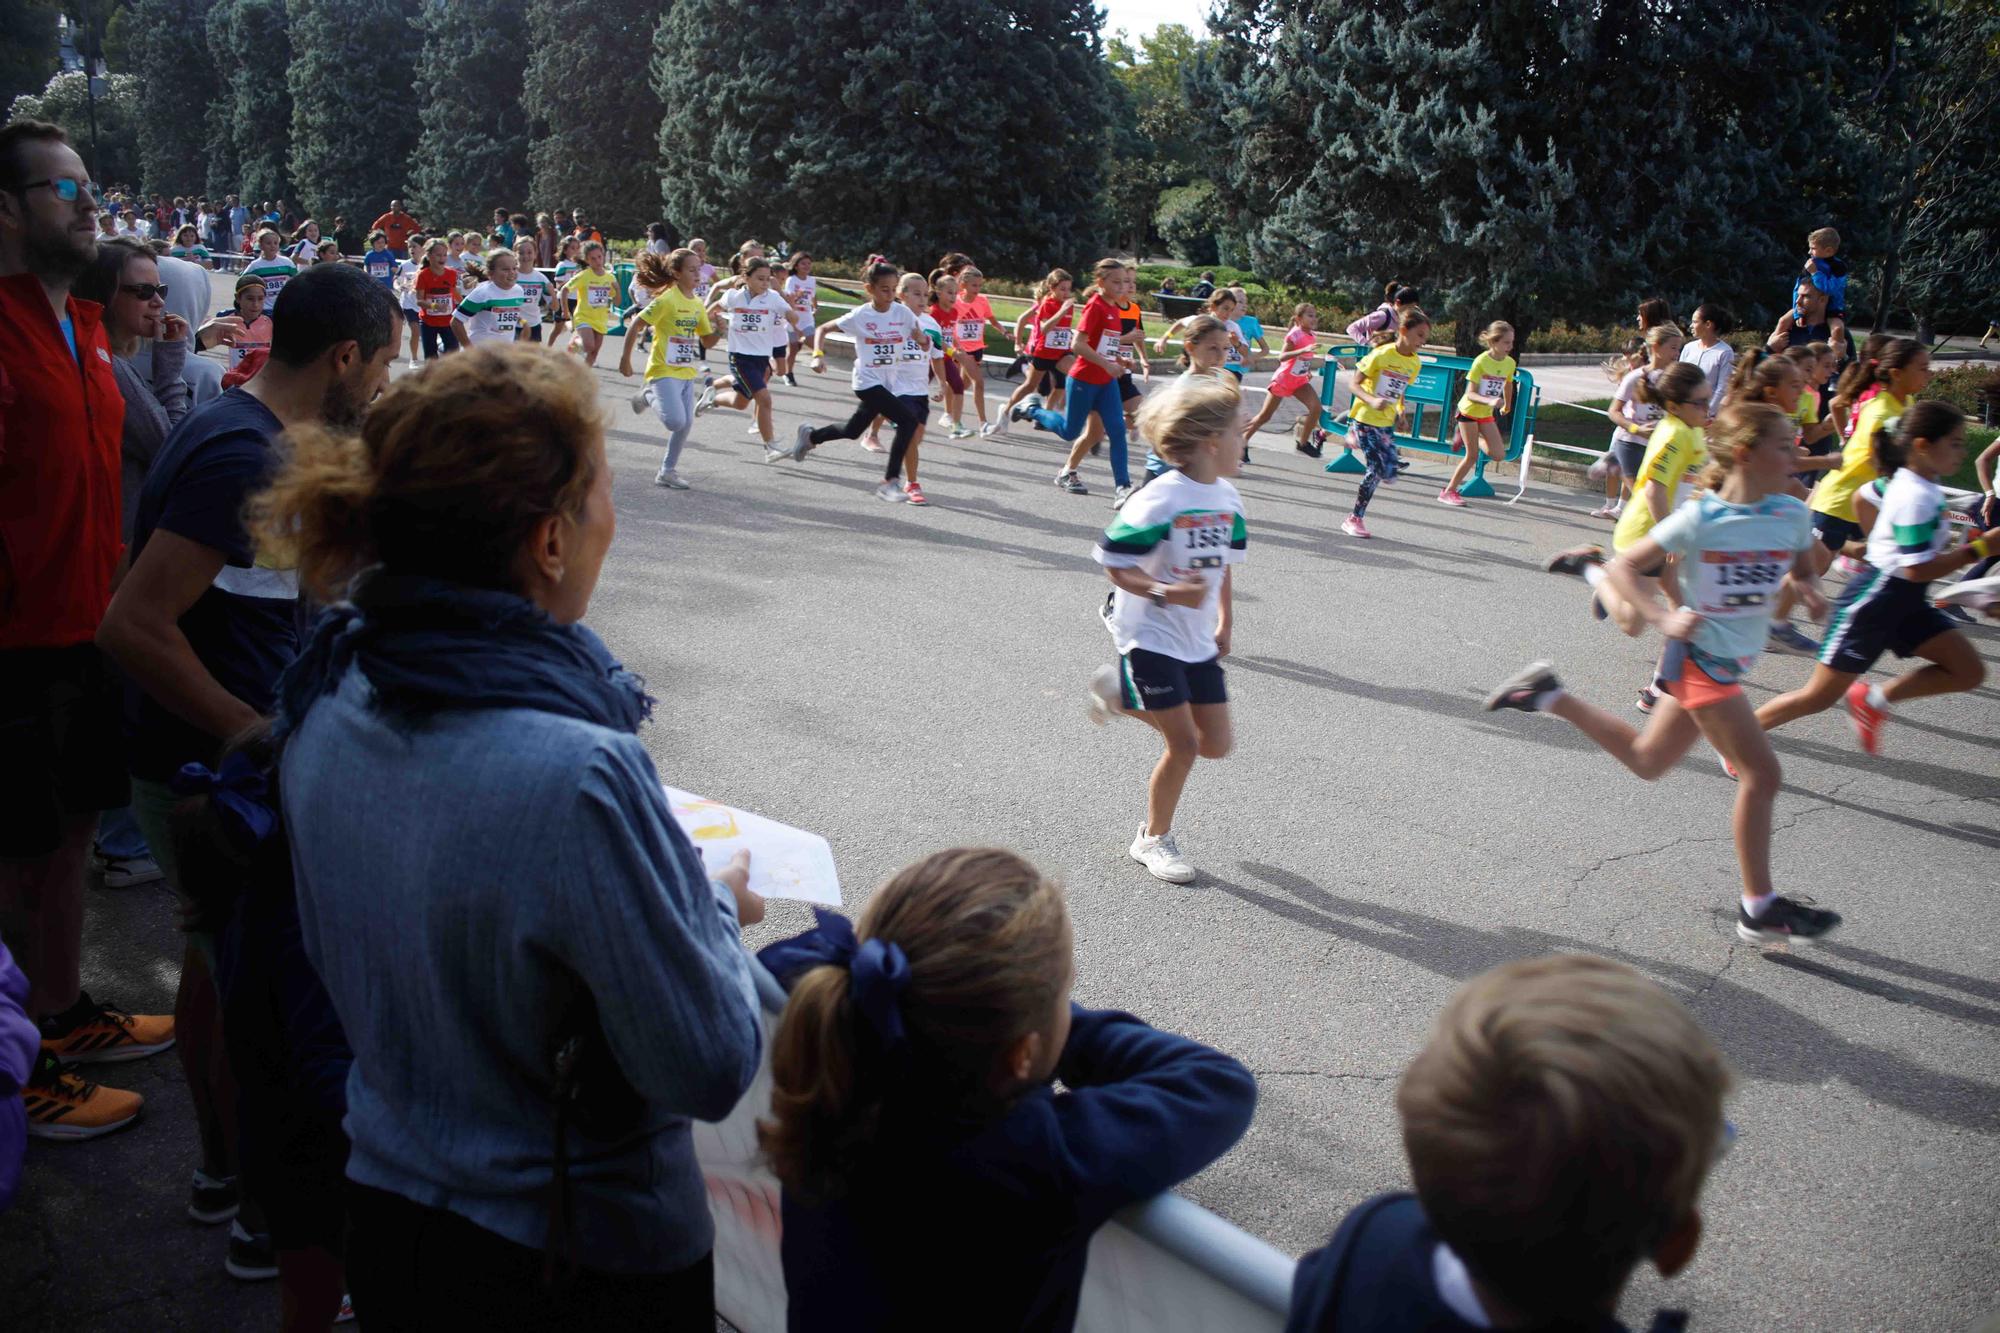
xmin=0 ymin=938 xmax=37 ymax=1212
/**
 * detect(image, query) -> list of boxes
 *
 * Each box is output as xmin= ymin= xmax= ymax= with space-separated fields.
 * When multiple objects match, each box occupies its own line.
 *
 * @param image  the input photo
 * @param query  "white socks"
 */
xmin=1742 ymin=892 xmax=1775 ymax=919
xmin=1582 ymin=563 xmax=1607 ymax=591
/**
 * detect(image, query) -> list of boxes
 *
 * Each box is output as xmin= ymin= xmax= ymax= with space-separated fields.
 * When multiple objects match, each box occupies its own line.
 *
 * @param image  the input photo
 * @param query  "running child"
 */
xmin=1337 ymin=307 xmax=1428 ymax=539
xmin=1604 ymin=328 xmax=1685 ymax=520
xmin=1087 ymin=379 xmax=1246 ymax=883
xmin=1587 ymin=337 xmax=1647 ymax=519
xmin=954 ymin=266 xmax=1004 ymax=434
xmin=1028 ymin=259 xmax=1140 ymax=506
xmin=1003 ymin=268 xmax=1077 ymax=426
xmin=1155 ymin=290 xmax=1249 ymax=380
xmin=1756 ymin=401 xmax=1996 ymax=755
xmin=1230 ymin=288 xmax=1268 ymax=370
xmin=223 ymin=276 xmax=271 ymax=370
xmin=510 ymin=236 xmax=550 ymax=342
xmin=781 ymin=252 xmax=817 ymax=387
xmin=561 ymin=241 xmax=619 ymax=367
xmin=1134 ymin=315 xmax=1238 ymax=489
xmin=1721 ymin=349 xmax=1825 ymax=653
xmin=451 ymin=248 xmax=528 ymax=347
xmin=393 ymin=233 xmax=424 ymax=366
xmin=412 ymin=237 xmax=460 ymax=360
xmin=241 ymin=228 xmax=297 ymax=312
xmin=1546 ymin=362 xmax=1711 ymax=677
xmin=792 ymin=260 xmax=923 ymax=501
xmin=361 ymin=230 xmax=395 ymax=290
xmin=759 ymin=848 xmax=1254 ymax=1332
xmin=1051 ymin=280 xmax=1150 ymax=475
xmin=548 ymin=235 xmax=581 ymax=349
xmin=1805 ymin=337 xmax=1928 ymax=577
xmin=889 ymin=272 xmax=941 ymax=505
xmin=618 ymin=249 xmax=717 ymax=491
xmin=1439 ymin=321 xmax=1519 ymax=505
xmin=1488 ymin=401 xmax=1842 ymax=946
xmin=1240 ymin=303 xmax=1324 ymax=458
xmin=702 ymin=255 xmax=791 ymax=449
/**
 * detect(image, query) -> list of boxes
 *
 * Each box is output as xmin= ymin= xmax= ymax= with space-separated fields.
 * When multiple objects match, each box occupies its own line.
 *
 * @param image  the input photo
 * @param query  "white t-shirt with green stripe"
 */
xmin=242 ymin=256 xmax=298 ymax=312
xmin=456 ymin=280 xmax=528 ymax=343
xmin=1866 ymin=468 xmax=1949 ymax=575
xmin=1093 ymin=469 xmax=1247 ymax=662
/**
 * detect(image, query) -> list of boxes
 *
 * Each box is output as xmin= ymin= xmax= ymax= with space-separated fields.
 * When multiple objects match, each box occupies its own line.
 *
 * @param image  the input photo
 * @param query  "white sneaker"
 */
xmin=746 ymin=424 xmax=763 ymax=435
xmin=1088 ymin=663 xmax=1124 ymax=725
xmin=1129 ymin=825 xmax=1195 ymax=884
xmin=406 ymin=358 xmax=421 ymax=370
xmin=693 ymin=380 xmax=717 ymax=416
xmin=630 ymin=386 xmax=654 ymax=415
xmin=790 ymin=422 xmax=814 ymax=462
xmin=978 ymin=421 xmax=998 ymax=437
xmin=874 ymin=481 xmax=906 ymax=503
xmin=653 ymin=467 xmax=689 ymax=490
xmin=938 ymin=412 xmax=955 ymax=429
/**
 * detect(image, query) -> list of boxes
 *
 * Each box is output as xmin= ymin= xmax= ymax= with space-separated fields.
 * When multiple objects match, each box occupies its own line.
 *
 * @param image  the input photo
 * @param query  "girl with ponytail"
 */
xmin=759 ymin=847 xmax=1255 ymax=1332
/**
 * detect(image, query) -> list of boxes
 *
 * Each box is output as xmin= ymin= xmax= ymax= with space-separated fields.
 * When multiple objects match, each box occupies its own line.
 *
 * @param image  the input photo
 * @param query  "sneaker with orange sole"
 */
xmin=39 ymin=990 xmax=175 ymax=1064
xmin=1845 ymin=680 xmax=1888 ymax=755
xmin=23 ymin=1052 xmax=143 ymax=1140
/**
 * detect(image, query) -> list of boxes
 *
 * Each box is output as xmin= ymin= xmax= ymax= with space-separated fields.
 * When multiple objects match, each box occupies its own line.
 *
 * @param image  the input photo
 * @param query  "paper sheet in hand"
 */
xmin=663 ymin=786 xmax=842 ymax=907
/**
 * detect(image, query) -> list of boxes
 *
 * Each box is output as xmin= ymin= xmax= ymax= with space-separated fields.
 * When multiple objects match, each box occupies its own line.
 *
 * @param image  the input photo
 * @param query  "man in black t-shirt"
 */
xmin=97 ymin=263 xmax=397 ymax=1276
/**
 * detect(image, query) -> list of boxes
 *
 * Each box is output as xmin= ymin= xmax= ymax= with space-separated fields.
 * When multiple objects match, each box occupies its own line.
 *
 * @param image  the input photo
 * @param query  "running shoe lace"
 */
xmin=1156 ymin=833 xmax=1183 ymax=861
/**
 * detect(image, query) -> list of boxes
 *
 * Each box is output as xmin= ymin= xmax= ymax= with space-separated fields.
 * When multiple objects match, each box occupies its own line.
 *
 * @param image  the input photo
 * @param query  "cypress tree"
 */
xmin=126 ymin=0 xmax=221 ymax=195
xmin=407 ymin=0 xmax=529 ymax=227
xmin=1196 ymin=0 xmax=1849 ymax=350
xmin=523 ymin=0 xmax=660 ymax=235
xmin=206 ymin=0 xmax=293 ymax=204
xmin=287 ymin=0 xmax=420 ymax=228
xmin=653 ymin=0 xmax=1111 ymax=276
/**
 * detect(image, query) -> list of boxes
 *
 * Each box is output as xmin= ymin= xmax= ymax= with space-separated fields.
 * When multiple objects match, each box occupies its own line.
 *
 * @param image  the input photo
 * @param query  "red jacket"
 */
xmin=0 ymin=273 xmax=126 ymax=649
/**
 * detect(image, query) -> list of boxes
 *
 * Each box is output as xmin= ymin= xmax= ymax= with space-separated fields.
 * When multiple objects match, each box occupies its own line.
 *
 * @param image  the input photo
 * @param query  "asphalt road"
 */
xmin=5 ymin=347 xmax=1996 ymax=1331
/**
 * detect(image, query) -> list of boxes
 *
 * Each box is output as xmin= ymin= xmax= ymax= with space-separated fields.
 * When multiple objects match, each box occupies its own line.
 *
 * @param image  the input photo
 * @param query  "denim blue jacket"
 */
xmin=282 ymin=666 xmax=761 ymax=1273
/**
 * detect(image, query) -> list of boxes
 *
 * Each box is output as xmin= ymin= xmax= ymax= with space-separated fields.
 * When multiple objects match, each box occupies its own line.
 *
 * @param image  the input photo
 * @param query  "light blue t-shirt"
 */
xmin=1648 ymin=492 xmax=1813 ymax=673
xmin=58 ymin=316 xmax=77 ymax=362
xmin=1236 ymin=314 xmax=1266 ymax=347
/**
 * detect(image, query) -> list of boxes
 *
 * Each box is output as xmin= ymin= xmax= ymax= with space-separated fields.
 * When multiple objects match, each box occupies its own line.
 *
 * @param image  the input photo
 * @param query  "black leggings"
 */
xmin=810 ymin=385 xmax=923 ymax=481
xmin=420 ymin=324 xmax=459 ymax=359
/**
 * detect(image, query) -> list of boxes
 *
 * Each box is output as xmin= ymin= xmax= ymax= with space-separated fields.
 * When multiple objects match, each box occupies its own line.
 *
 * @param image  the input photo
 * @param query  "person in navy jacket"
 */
xmin=759 ymin=848 xmax=1257 ymax=1333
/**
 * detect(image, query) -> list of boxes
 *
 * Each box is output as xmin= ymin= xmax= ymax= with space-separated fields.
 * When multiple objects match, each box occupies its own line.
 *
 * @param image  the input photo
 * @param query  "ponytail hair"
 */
xmin=1398 ymin=306 xmax=1432 ymax=334
xmin=864 ymin=259 xmax=901 ymax=287
xmin=1635 ymin=361 xmax=1709 ymax=411
xmin=1880 ymin=400 xmax=1965 ymax=481
xmin=759 ymin=848 xmax=1071 ymax=1203
xmin=1083 ymin=256 xmax=1126 ymax=302
xmin=1723 ymin=346 xmax=1799 ymax=408
xmin=1478 ymin=320 xmax=1512 ymax=349
xmin=1831 ymin=335 xmax=1921 ymax=425
xmin=1698 ymin=401 xmax=1791 ymax=491
xmin=1636 ymin=297 xmax=1672 ymax=331
xmin=1035 ymin=267 xmax=1071 ymax=300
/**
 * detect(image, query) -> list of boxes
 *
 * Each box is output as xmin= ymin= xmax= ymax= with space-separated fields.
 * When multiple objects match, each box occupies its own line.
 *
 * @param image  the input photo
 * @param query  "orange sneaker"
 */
xmin=39 ymin=991 xmax=175 ymax=1064
xmin=23 ymin=1052 xmax=144 ymax=1140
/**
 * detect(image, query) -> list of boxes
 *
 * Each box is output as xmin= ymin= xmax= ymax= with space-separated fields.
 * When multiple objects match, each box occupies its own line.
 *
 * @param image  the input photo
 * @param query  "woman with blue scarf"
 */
xmin=253 ymin=345 xmax=764 ymax=1330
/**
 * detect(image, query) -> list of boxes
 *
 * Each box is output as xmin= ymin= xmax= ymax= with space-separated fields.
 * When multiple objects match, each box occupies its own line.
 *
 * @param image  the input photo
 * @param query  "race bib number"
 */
xmin=423 ymin=294 xmax=451 ymax=316
xmin=496 ymin=307 xmax=519 ymax=331
xmin=262 ymin=275 xmax=287 ymax=297
xmin=1098 ymin=331 xmax=1124 ymax=360
xmin=865 ymin=337 xmax=897 ymax=368
xmin=1478 ymin=374 xmax=1506 ymax=399
xmin=957 ymin=318 xmax=982 ymax=343
xmin=666 ymin=336 xmax=698 ymax=366
xmin=737 ymin=309 xmax=764 ymax=332
xmin=1692 ymin=550 xmax=1790 ymax=615
xmin=1377 ymin=371 xmax=1409 ymax=405
xmin=900 ymin=335 xmax=928 ymax=363
xmin=1044 ymin=326 xmax=1074 ymax=351
xmin=1170 ymin=511 xmax=1237 ymax=575
xmin=586 ymin=283 xmax=613 ymax=308
xmin=792 ymin=290 xmax=813 ymax=312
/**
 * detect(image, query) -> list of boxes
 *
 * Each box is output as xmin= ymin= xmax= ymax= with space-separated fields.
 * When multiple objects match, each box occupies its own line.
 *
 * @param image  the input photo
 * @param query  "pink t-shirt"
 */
xmin=1271 ymin=325 xmax=1317 ymax=385
xmin=953 ymin=295 xmax=993 ymax=350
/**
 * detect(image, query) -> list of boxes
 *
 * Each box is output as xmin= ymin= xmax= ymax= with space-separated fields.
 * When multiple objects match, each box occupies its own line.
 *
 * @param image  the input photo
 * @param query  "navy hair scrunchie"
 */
xmin=758 ymin=908 xmax=911 ymax=1053
xmin=170 ymin=752 xmax=278 ymax=847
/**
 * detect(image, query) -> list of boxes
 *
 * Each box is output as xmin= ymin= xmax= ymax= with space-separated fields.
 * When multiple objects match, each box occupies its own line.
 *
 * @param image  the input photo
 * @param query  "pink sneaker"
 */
xmin=903 ymin=482 xmax=928 ymax=506
xmin=1845 ymin=680 xmax=1887 ymax=755
xmin=1341 ymin=516 xmax=1372 ymax=539
xmin=1436 ymin=487 xmax=1465 ymax=507
xmin=862 ymin=434 xmax=885 ymax=453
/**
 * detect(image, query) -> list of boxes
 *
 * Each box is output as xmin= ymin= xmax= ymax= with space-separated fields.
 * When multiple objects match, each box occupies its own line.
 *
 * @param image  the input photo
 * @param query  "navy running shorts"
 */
xmin=1119 ymin=648 xmax=1227 ymax=712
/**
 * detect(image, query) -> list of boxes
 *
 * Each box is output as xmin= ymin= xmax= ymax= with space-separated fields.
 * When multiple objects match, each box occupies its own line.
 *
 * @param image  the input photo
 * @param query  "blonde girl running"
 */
xmin=1439 ymin=321 xmax=1518 ymax=504
xmin=561 ymin=241 xmax=619 ymax=366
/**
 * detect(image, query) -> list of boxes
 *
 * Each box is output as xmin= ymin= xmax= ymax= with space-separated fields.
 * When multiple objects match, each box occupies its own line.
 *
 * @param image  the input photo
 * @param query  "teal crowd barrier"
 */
xmin=1312 ymin=343 xmax=1539 ymax=498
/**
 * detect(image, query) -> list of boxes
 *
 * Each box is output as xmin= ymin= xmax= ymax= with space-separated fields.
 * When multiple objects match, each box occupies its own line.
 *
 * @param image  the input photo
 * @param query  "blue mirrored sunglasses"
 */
xmin=18 ymin=177 xmax=101 ymax=204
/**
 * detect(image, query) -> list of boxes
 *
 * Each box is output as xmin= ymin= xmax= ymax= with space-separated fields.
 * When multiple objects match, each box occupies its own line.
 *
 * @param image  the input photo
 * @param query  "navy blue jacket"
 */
xmin=1287 ymin=1193 xmax=1684 ymax=1333
xmin=780 ymin=1005 xmax=1256 ymax=1332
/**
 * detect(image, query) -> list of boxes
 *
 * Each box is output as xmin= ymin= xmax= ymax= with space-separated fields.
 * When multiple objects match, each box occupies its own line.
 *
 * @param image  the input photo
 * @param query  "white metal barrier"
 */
xmin=694 ymin=958 xmax=1295 ymax=1333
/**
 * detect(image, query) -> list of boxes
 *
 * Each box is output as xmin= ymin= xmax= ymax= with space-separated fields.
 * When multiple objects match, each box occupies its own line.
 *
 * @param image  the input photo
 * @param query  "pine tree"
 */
xmin=206 ymin=0 xmax=293 ymax=204
xmin=407 ymin=0 xmax=529 ymax=227
xmin=125 ymin=0 xmax=220 ymax=195
xmin=1195 ymin=0 xmax=1850 ymax=350
xmin=286 ymin=0 xmax=419 ymax=228
xmin=523 ymin=0 xmax=659 ymax=235
xmin=652 ymin=0 xmax=1111 ymax=277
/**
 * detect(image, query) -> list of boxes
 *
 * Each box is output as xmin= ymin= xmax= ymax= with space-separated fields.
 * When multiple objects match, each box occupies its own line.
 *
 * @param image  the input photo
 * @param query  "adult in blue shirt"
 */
xmin=262 ymin=342 xmax=765 ymax=1329
xmin=225 ymin=194 xmax=249 ymax=253
xmin=97 ymin=263 xmax=401 ymax=1278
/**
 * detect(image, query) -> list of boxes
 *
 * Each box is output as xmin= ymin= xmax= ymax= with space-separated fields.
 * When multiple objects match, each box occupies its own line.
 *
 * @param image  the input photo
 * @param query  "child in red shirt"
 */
xmin=412 ymin=238 xmax=460 ymax=360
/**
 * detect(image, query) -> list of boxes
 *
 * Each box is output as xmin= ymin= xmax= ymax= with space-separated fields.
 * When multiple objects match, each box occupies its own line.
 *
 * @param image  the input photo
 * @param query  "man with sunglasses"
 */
xmin=0 ymin=120 xmax=176 ymax=1144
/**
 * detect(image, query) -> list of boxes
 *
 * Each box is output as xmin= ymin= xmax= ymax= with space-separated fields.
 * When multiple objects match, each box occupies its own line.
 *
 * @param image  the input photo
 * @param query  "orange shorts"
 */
xmin=1655 ymin=643 xmax=1744 ymax=710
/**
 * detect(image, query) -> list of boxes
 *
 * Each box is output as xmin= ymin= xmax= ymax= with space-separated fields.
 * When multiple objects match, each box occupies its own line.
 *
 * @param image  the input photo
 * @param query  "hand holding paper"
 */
xmin=664 ymin=786 xmax=843 ymax=908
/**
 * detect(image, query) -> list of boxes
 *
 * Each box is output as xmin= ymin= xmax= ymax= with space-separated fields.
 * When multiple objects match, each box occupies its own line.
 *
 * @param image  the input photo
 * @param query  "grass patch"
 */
xmin=1531 ymin=398 xmax=1615 ymax=451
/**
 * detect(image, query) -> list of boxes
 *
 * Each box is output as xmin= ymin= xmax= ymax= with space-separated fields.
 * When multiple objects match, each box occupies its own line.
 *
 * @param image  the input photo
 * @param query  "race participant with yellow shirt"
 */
xmin=561 ymin=240 xmax=619 ymax=367
xmin=1804 ymin=337 xmax=1928 ymax=576
xmin=617 ymin=248 xmax=717 ymax=491
xmin=1544 ymin=361 xmax=1711 ymax=712
xmin=1439 ymin=320 xmax=1518 ymax=506
xmin=1337 ymin=307 xmax=1428 ymax=540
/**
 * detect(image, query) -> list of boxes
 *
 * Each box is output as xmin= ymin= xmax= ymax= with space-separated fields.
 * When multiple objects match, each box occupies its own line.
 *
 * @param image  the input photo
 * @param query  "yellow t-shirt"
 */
xmin=1350 ymin=344 xmax=1422 ymax=429
xmin=563 ymin=267 xmax=622 ymax=332
xmin=1455 ymin=351 xmax=1516 ymax=420
xmin=1612 ymin=415 xmax=1707 ymax=552
xmin=638 ymin=288 xmax=713 ymax=381
xmin=1809 ymin=390 xmax=1904 ymax=523
xmin=1790 ymin=393 xmax=1820 ymax=431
